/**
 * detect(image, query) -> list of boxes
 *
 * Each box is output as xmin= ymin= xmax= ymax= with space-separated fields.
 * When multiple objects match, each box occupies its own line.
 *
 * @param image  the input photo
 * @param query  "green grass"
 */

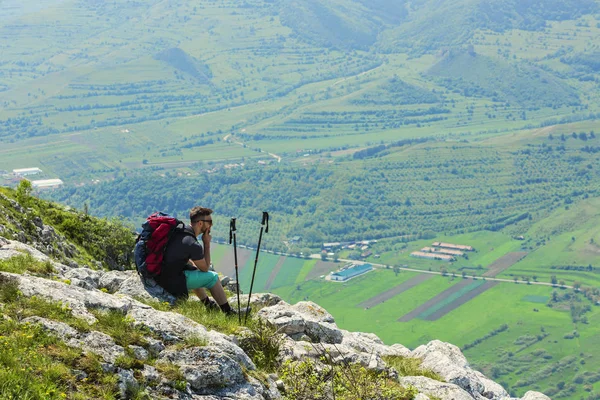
xmin=0 ymin=254 xmax=55 ymax=276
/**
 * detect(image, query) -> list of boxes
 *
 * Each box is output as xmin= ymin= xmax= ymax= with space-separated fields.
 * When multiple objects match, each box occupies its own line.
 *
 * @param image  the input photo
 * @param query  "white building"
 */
xmin=31 ymin=179 xmax=63 ymax=189
xmin=13 ymin=168 xmax=42 ymax=176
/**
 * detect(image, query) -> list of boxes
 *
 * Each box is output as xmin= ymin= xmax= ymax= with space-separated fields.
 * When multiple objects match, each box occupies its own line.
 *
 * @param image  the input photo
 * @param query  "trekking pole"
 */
xmin=245 ymin=211 xmax=269 ymax=324
xmin=229 ymin=218 xmax=241 ymax=325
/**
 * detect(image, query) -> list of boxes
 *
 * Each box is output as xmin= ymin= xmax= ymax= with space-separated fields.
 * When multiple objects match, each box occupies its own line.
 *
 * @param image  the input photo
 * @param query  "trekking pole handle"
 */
xmin=229 ymin=218 xmax=236 ymax=244
xmin=262 ymin=212 xmax=269 ymax=233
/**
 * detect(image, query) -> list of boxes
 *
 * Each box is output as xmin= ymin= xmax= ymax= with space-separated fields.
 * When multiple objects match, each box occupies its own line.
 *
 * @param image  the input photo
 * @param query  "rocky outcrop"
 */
xmin=0 ymin=236 xmax=551 ymax=400
xmin=412 ymin=340 xmax=509 ymax=399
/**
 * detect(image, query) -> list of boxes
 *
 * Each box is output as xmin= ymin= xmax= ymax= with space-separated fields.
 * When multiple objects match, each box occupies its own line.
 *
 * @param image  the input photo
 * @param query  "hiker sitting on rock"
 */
xmin=154 ymin=206 xmax=239 ymax=315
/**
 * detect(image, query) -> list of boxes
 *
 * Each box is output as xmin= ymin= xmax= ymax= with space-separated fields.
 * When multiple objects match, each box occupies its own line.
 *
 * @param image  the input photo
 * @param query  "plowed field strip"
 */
xmin=357 ymin=274 xmax=434 ymax=309
xmin=218 ymin=247 xmax=253 ymax=278
xmin=264 ymin=256 xmax=287 ymax=291
xmin=424 ymin=281 xmax=498 ymax=321
xmin=483 ymin=252 xmax=528 ymax=277
xmin=306 ymin=260 xmax=339 ymax=281
xmin=398 ymin=280 xmax=472 ymax=322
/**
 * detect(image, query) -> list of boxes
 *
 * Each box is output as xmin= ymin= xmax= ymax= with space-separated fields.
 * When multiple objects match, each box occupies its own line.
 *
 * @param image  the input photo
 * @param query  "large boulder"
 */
xmin=412 ymin=340 xmax=509 ymax=399
xmin=98 ymin=270 xmax=134 ymax=293
xmin=281 ymin=338 xmax=386 ymax=371
xmin=159 ymin=347 xmax=246 ymax=390
xmin=5 ymin=272 xmax=140 ymax=323
xmin=116 ymin=275 xmax=177 ymax=304
xmin=522 ymin=392 xmax=551 ymax=400
xmin=398 ymin=376 xmax=475 ymax=400
xmin=0 ymin=239 xmax=71 ymax=273
xmin=22 ymin=316 xmax=125 ymax=363
xmin=64 ymin=267 xmax=103 ymax=290
xmin=258 ymin=301 xmax=343 ymax=344
xmin=341 ymin=330 xmax=411 ymax=358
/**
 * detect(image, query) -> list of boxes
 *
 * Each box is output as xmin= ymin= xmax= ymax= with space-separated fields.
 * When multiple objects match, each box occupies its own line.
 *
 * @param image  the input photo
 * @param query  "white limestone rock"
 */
xmin=412 ymin=340 xmax=509 ymax=399
xmin=341 ymin=330 xmax=411 ymax=358
xmin=117 ymin=368 xmax=138 ymax=398
xmin=129 ymin=345 xmax=149 ymax=361
xmin=522 ymin=391 xmax=552 ymax=400
xmin=159 ymin=346 xmax=246 ymax=390
xmin=98 ymin=270 xmax=133 ymax=293
xmin=229 ymin=293 xmax=283 ymax=309
xmin=281 ymin=339 xmax=386 ymax=371
xmin=398 ymin=376 xmax=474 ymax=400
xmin=4 ymin=272 xmax=140 ymax=323
xmin=21 ymin=316 xmax=79 ymax=340
xmin=258 ymin=301 xmax=343 ymax=344
xmin=116 ymin=275 xmax=176 ymax=304
xmin=64 ymin=267 xmax=103 ymax=290
xmin=141 ymin=365 xmax=160 ymax=383
xmin=71 ymin=331 xmax=126 ymax=364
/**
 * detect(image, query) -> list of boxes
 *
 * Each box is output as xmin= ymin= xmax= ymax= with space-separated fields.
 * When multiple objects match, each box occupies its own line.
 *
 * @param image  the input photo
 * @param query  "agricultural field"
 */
xmin=210 ymin=241 xmax=600 ymax=398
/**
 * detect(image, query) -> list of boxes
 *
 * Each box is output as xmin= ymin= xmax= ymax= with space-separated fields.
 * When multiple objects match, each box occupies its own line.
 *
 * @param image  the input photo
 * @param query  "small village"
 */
xmin=410 ymin=241 xmax=475 ymax=262
xmin=2 ymin=167 xmax=64 ymax=189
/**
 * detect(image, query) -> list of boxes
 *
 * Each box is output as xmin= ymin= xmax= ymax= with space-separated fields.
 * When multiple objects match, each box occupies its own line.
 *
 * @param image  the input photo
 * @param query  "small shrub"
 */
xmin=239 ymin=318 xmax=284 ymax=372
xmin=0 ymin=277 xmax=19 ymax=303
xmin=280 ymin=358 xmax=418 ymax=400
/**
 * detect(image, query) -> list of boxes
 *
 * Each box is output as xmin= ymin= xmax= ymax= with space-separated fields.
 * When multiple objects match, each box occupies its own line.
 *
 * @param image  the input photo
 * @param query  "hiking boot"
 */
xmin=201 ymin=297 xmax=220 ymax=312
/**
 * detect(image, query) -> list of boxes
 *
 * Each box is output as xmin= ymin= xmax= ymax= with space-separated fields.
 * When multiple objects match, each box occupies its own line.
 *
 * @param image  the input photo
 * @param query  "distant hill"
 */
xmin=426 ymin=49 xmax=581 ymax=109
xmin=154 ymin=48 xmax=212 ymax=84
xmin=378 ymin=0 xmax=599 ymax=52
xmin=351 ymin=77 xmax=441 ymax=106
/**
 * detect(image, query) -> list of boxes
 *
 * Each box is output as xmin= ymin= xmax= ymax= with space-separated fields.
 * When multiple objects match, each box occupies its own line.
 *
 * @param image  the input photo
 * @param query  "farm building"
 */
xmin=31 ymin=179 xmax=64 ymax=189
xmin=432 ymin=242 xmax=474 ymax=251
xmin=330 ymin=263 xmax=373 ymax=281
xmin=421 ymin=247 xmax=464 ymax=256
xmin=13 ymin=167 xmax=42 ymax=176
xmin=411 ymin=251 xmax=454 ymax=261
xmin=323 ymin=242 xmax=341 ymax=250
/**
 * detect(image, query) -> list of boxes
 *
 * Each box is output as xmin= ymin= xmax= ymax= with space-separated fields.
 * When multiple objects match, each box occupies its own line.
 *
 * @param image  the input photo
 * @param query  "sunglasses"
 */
xmin=193 ymin=218 xmax=213 ymax=225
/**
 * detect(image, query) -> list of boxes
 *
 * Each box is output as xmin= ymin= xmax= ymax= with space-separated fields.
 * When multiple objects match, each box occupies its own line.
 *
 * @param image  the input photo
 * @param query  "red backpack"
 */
xmin=134 ymin=212 xmax=191 ymax=278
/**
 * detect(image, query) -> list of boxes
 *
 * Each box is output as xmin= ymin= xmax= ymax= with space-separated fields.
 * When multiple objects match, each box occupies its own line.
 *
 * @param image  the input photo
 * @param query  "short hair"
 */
xmin=190 ymin=206 xmax=213 ymax=222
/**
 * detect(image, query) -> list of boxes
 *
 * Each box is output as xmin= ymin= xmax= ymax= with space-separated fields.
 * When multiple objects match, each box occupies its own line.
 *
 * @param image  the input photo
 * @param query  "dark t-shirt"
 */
xmin=155 ymin=225 xmax=204 ymax=298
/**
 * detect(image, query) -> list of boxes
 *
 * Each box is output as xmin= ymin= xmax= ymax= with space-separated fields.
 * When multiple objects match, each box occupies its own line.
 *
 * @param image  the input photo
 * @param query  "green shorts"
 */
xmin=184 ymin=269 xmax=219 ymax=290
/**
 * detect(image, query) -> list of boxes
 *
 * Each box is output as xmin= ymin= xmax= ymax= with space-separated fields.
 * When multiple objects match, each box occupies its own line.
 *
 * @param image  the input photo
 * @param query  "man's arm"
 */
xmin=190 ymin=231 xmax=211 ymax=272
xmin=203 ymin=231 xmax=211 ymax=269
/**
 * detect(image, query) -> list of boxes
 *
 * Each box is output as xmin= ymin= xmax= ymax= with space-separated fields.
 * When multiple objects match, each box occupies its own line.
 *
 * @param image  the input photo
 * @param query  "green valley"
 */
xmin=2 ymin=0 xmax=600 ymax=398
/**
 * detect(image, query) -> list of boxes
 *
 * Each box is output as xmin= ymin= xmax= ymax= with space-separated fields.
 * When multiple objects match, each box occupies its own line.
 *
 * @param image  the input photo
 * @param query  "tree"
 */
xmin=16 ymin=179 xmax=32 ymax=206
xmin=551 ymin=275 xmax=558 ymax=285
xmin=393 ymin=266 xmax=400 ymax=276
xmin=513 ymin=276 xmax=518 ymax=284
xmin=574 ymin=281 xmax=582 ymax=291
xmin=333 ymin=253 xmax=339 ymax=262
xmin=532 ymin=275 xmax=538 ymax=282
xmin=462 ymin=271 xmax=467 ymax=279
xmin=559 ymin=280 xmax=566 ymax=288
xmin=320 ymin=252 xmax=327 ymax=261
xmin=301 ymin=248 xmax=312 ymax=259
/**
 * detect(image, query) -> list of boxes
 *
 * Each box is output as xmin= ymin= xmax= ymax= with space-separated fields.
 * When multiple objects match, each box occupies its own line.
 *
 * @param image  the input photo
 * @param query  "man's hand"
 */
xmin=202 ymin=230 xmax=211 ymax=244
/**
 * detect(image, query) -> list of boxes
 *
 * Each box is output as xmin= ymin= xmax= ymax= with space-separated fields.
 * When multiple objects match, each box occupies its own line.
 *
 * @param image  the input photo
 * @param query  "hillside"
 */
xmin=0 ymin=187 xmax=552 ymax=399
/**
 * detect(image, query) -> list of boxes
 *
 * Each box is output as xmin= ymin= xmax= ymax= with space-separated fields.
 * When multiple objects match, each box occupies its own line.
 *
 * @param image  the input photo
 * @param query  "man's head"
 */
xmin=190 ymin=206 xmax=213 ymax=236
